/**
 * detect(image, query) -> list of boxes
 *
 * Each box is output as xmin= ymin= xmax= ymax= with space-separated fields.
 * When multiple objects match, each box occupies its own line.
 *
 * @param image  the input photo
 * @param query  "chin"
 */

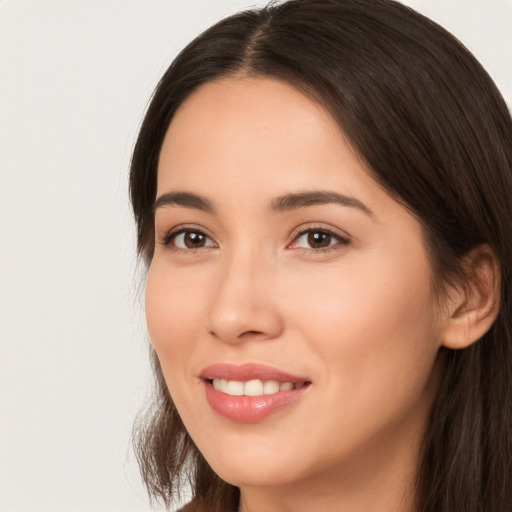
xmin=195 ymin=435 xmax=306 ymax=488
xmin=210 ymin=460 xmax=301 ymax=489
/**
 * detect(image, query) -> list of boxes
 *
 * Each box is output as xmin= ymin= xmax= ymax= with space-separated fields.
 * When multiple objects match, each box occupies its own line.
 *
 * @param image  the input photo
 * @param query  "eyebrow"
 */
xmin=154 ymin=191 xmax=215 ymax=214
xmin=153 ymin=190 xmax=373 ymax=217
xmin=270 ymin=191 xmax=374 ymax=217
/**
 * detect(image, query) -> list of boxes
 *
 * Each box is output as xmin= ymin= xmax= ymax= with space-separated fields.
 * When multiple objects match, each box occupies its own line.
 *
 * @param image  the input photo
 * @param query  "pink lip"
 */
xmin=200 ymin=363 xmax=311 ymax=423
xmin=200 ymin=363 xmax=309 ymax=383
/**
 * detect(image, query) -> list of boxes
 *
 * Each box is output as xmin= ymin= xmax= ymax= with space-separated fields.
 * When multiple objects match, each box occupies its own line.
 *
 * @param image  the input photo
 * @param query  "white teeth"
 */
xmin=219 ymin=379 xmax=228 ymax=393
xmin=211 ymin=378 xmax=305 ymax=396
xmin=244 ymin=379 xmax=264 ymax=396
xmin=226 ymin=380 xmax=244 ymax=396
xmin=263 ymin=380 xmax=280 ymax=394
xmin=213 ymin=378 xmax=228 ymax=393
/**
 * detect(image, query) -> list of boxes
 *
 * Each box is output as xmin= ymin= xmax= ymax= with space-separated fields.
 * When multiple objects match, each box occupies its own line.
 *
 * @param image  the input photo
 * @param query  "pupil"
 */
xmin=185 ymin=231 xmax=205 ymax=248
xmin=308 ymin=231 xmax=330 ymax=248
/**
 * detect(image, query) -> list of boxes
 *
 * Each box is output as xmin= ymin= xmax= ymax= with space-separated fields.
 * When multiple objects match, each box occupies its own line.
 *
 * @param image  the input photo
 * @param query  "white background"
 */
xmin=0 ymin=1 xmax=510 ymax=511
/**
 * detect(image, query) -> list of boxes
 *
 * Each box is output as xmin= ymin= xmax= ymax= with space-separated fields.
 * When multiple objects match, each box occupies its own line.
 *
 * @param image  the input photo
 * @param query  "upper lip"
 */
xmin=200 ymin=363 xmax=310 ymax=383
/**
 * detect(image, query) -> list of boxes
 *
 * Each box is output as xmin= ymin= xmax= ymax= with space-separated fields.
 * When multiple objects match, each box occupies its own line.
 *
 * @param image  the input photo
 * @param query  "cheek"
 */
xmin=286 ymin=256 xmax=439 ymax=345
xmin=283 ymin=254 xmax=441 ymax=411
xmin=144 ymin=260 xmax=204 ymax=378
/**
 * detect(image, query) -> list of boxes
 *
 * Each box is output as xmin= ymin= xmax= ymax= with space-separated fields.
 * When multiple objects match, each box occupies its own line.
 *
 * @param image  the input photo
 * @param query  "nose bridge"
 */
xmin=206 ymin=243 xmax=282 ymax=343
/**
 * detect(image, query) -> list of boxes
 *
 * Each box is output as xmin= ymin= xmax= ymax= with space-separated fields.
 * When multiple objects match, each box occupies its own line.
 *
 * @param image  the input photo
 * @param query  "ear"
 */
xmin=442 ymin=244 xmax=501 ymax=350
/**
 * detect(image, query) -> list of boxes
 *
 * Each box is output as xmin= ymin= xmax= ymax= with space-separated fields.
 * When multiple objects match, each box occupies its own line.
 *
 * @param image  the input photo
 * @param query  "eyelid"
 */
xmin=159 ymin=224 xmax=217 ymax=250
xmin=287 ymin=224 xmax=351 ymax=250
xmin=157 ymin=223 xmax=350 ymax=251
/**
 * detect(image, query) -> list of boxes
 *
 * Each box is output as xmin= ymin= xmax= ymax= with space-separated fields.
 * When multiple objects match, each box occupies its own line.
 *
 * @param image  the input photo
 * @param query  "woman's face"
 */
xmin=146 ymin=77 xmax=445 ymax=491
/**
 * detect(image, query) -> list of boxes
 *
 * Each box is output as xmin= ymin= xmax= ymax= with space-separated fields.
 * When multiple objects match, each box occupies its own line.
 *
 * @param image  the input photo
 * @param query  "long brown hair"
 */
xmin=130 ymin=1 xmax=512 ymax=510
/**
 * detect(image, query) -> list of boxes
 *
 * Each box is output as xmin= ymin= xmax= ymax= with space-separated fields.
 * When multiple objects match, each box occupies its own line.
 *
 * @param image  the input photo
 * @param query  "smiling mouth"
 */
xmin=207 ymin=378 xmax=310 ymax=397
xmin=203 ymin=377 xmax=312 ymax=422
xmin=200 ymin=363 xmax=312 ymax=421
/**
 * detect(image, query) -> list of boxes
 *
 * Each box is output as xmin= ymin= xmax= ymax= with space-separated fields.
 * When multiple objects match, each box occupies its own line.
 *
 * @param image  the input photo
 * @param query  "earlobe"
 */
xmin=442 ymin=244 xmax=501 ymax=350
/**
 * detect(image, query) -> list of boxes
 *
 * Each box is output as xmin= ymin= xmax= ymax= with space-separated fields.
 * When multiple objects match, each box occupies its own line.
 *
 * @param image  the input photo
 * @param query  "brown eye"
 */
xmin=183 ymin=231 xmax=206 ymax=248
xmin=166 ymin=229 xmax=216 ymax=250
xmin=307 ymin=231 xmax=332 ymax=248
xmin=291 ymin=228 xmax=349 ymax=251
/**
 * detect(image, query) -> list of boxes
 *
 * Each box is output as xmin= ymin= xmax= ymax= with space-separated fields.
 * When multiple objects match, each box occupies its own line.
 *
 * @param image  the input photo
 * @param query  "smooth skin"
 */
xmin=145 ymin=77 xmax=500 ymax=512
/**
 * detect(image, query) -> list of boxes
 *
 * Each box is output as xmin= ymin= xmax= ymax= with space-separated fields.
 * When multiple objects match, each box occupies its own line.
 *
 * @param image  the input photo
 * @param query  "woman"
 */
xmin=130 ymin=0 xmax=512 ymax=510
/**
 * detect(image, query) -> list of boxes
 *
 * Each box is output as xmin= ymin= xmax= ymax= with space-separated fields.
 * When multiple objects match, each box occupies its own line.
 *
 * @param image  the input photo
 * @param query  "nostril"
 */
xmin=240 ymin=330 xmax=265 ymax=338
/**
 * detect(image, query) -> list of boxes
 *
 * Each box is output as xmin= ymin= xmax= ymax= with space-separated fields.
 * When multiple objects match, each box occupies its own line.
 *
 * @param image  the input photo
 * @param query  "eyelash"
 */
xmin=160 ymin=225 xmax=216 ymax=251
xmin=289 ymin=225 xmax=350 ymax=253
xmin=159 ymin=225 xmax=350 ymax=253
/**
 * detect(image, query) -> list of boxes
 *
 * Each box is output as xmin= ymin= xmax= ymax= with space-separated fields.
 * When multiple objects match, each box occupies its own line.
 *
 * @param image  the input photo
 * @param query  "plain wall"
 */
xmin=1 ymin=1 xmax=510 ymax=511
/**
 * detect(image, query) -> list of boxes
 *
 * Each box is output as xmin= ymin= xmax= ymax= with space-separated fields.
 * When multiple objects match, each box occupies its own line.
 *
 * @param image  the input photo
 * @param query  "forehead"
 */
xmin=168 ymin=76 xmax=336 ymax=138
xmin=157 ymin=77 xmax=373 ymax=199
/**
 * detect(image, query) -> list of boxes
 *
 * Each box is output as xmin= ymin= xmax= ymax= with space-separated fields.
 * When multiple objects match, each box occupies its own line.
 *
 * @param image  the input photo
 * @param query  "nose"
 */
xmin=206 ymin=251 xmax=284 ymax=344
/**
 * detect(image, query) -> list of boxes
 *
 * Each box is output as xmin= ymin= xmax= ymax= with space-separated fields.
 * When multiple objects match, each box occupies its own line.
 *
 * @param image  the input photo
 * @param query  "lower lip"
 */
xmin=203 ymin=381 xmax=310 ymax=423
